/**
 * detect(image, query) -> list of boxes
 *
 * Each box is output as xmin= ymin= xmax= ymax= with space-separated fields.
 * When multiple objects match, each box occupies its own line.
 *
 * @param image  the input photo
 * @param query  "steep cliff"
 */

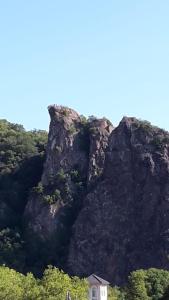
xmin=87 ymin=117 xmax=113 ymax=186
xmin=24 ymin=106 xmax=169 ymax=284
xmin=68 ymin=117 xmax=169 ymax=284
xmin=24 ymin=105 xmax=112 ymax=271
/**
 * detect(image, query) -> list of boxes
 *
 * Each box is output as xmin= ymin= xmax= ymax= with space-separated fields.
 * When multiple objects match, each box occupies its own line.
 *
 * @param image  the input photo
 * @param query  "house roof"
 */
xmin=87 ymin=274 xmax=110 ymax=286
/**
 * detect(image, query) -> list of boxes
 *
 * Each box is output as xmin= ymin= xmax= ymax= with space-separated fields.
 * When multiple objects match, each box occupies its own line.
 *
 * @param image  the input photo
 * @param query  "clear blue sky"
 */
xmin=0 ymin=0 xmax=169 ymax=131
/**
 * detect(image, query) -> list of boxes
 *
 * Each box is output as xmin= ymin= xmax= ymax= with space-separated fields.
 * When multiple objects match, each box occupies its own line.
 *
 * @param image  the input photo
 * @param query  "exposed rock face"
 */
xmin=42 ymin=106 xmax=113 ymax=187
xmin=87 ymin=118 xmax=113 ymax=186
xmin=68 ymin=117 xmax=169 ymax=284
xmin=24 ymin=106 xmax=169 ymax=285
xmin=25 ymin=105 xmax=87 ymax=242
xmin=42 ymin=105 xmax=88 ymax=186
xmin=24 ymin=105 xmax=113 ymax=267
xmin=24 ymin=195 xmax=61 ymax=241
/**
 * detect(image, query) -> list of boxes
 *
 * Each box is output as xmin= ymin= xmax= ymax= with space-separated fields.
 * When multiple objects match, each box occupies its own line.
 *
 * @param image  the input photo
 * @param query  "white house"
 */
xmin=87 ymin=274 xmax=110 ymax=300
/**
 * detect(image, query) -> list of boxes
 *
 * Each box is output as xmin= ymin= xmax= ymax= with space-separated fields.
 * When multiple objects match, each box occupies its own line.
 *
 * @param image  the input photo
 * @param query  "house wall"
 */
xmin=89 ymin=285 xmax=107 ymax=300
xmin=89 ymin=285 xmax=99 ymax=300
xmin=99 ymin=285 xmax=107 ymax=300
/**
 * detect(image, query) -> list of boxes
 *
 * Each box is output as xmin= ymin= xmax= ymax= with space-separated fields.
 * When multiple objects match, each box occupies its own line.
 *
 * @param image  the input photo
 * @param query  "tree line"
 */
xmin=1 ymin=266 xmax=169 ymax=299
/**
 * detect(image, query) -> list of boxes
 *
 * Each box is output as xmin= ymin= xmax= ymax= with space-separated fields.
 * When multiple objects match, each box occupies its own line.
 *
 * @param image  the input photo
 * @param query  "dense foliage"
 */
xmin=0 ymin=119 xmax=48 ymax=272
xmin=0 ymin=267 xmax=169 ymax=299
xmin=0 ymin=266 xmax=88 ymax=300
xmin=126 ymin=269 xmax=169 ymax=300
xmin=0 ymin=119 xmax=47 ymax=214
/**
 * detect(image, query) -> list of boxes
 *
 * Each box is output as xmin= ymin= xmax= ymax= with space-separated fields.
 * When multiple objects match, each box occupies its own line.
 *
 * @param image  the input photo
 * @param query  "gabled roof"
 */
xmin=87 ymin=274 xmax=110 ymax=285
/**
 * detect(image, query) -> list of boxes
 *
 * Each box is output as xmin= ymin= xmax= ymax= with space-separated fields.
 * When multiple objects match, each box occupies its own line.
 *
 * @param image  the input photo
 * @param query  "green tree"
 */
xmin=22 ymin=273 xmax=43 ymax=300
xmin=108 ymin=286 xmax=125 ymax=300
xmin=41 ymin=266 xmax=88 ymax=300
xmin=0 ymin=119 xmax=48 ymax=273
xmin=126 ymin=270 xmax=150 ymax=300
xmin=126 ymin=269 xmax=169 ymax=300
xmin=0 ymin=266 xmax=24 ymax=300
xmin=41 ymin=266 xmax=72 ymax=300
xmin=70 ymin=276 xmax=88 ymax=300
xmin=0 ymin=119 xmax=47 ymax=213
xmin=145 ymin=269 xmax=169 ymax=300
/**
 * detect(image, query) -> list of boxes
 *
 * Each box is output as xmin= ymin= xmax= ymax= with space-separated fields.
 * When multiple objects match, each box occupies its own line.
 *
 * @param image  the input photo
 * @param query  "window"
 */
xmin=92 ymin=287 xmax=97 ymax=300
xmin=101 ymin=288 xmax=106 ymax=297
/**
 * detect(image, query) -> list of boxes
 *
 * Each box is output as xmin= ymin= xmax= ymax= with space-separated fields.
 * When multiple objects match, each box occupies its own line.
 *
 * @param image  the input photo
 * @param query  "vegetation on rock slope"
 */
xmin=0 ymin=119 xmax=48 ymax=272
xmin=2 ymin=115 xmax=169 ymax=299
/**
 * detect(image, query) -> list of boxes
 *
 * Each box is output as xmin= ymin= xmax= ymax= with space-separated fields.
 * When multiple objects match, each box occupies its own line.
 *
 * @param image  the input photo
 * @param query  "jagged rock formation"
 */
xmin=24 ymin=105 xmax=113 ymax=270
xmin=24 ymin=106 xmax=169 ymax=284
xmin=42 ymin=105 xmax=88 ymax=186
xmin=87 ymin=117 xmax=113 ymax=186
xmin=68 ymin=117 xmax=169 ymax=284
xmin=42 ymin=106 xmax=113 ymax=187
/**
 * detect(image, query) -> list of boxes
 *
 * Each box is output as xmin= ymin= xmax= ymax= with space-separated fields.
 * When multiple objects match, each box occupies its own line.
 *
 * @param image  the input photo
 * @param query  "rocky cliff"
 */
xmin=24 ymin=105 xmax=169 ymax=284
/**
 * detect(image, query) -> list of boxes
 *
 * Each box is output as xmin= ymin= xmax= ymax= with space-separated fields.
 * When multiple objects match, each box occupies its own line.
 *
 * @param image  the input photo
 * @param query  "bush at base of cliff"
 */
xmin=126 ymin=269 xmax=169 ymax=300
xmin=108 ymin=286 xmax=126 ymax=300
xmin=0 ymin=265 xmax=88 ymax=300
